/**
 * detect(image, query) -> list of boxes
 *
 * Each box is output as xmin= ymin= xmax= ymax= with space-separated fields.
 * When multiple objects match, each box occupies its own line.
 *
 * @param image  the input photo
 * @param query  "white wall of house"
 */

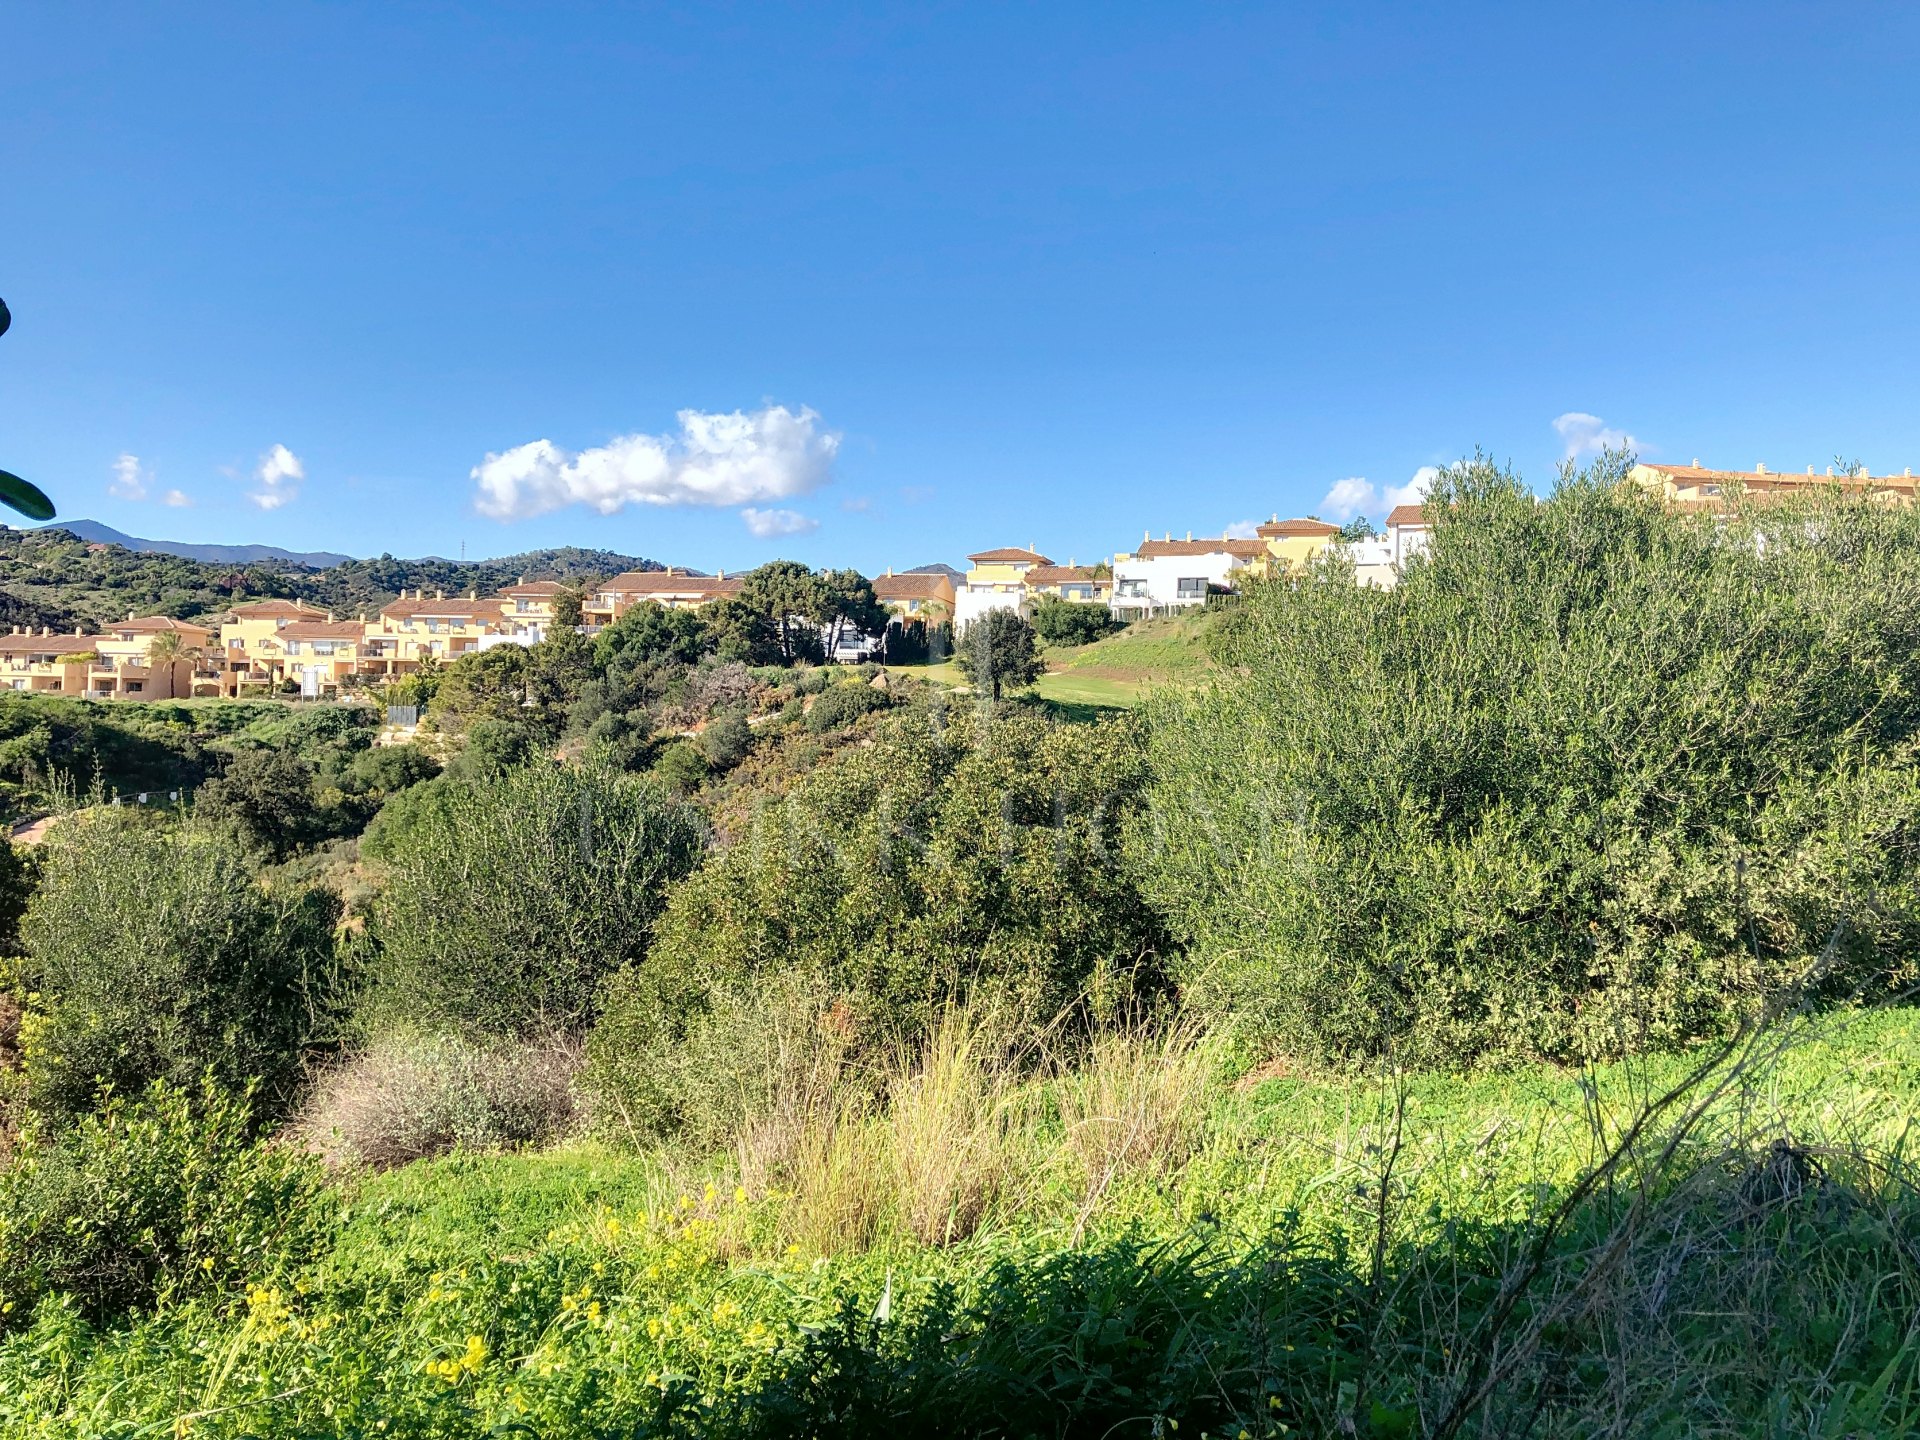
xmin=1109 ymin=551 xmax=1249 ymax=618
xmin=1386 ymin=520 xmax=1430 ymax=569
xmin=1348 ymin=537 xmax=1397 ymax=588
xmin=954 ymin=584 xmax=1025 ymax=629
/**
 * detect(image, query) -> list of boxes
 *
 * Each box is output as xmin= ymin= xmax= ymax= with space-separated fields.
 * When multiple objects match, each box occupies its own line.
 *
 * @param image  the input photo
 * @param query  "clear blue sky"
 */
xmin=4 ymin=2 xmax=1918 ymax=571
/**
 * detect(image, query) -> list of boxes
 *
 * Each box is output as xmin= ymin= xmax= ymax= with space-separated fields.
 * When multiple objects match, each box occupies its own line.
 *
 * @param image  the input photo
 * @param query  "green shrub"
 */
xmin=192 ymin=746 xmax=322 ymax=859
xmin=652 ymin=740 xmax=709 ymax=794
xmin=955 ymin=610 xmax=1042 ymax=699
xmin=362 ymin=760 xmax=706 ymax=1038
xmin=0 ymin=1077 xmax=334 ymax=1328
xmin=804 ymin=681 xmax=889 ymax=733
xmin=20 ymin=810 xmax=342 ymax=1121
xmin=584 ymin=706 xmax=1167 ymax=1140
xmin=1030 ymin=595 xmax=1116 ymax=646
xmin=1142 ymin=454 xmax=1920 ymax=1066
xmin=700 ymin=708 xmax=753 ymax=769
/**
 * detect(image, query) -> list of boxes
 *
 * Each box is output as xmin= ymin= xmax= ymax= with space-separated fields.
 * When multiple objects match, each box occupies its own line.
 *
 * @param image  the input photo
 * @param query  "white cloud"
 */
xmin=471 ymin=404 xmax=839 ymax=522
xmin=162 ymin=489 xmax=191 ymax=507
xmin=1310 ymin=466 xmax=1441 ymax=520
xmin=250 ymin=444 xmax=304 ymax=510
xmin=741 ymin=506 xmax=820 ymax=538
xmin=109 ymin=453 xmax=151 ymax=501
xmin=840 ymin=495 xmax=872 ymax=513
xmin=1319 ymin=477 xmax=1374 ymax=522
xmin=1223 ymin=518 xmax=1261 ymax=539
xmin=1552 ymin=411 xmax=1638 ymax=461
xmin=1383 ymin=465 xmax=1440 ymax=511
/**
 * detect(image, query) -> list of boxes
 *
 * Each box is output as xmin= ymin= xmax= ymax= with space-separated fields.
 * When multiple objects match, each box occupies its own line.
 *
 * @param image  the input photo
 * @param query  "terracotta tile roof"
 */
xmin=1639 ymin=463 xmax=1917 ymax=492
xmin=279 ymin=620 xmax=366 ymax=641
xmin=596 ymin=571 xmax=743 ymax=596
xmin=379 ymin=597 xmax=509 ymax=621
xmin=1385 ymin=504 xmax=1430 ymax=528
xmin=0 ymin=633 xmax=97 ymax=655
xmin=1023 ymin=565 xmax=1108 ymax=586
xmin=113 ymin=615 xmax=215 ymax=634
xmin=1133 ymin=538 xmax=1267 ymax=560
xmin=873 ymin=574 xmax=953 ymax=602
xmin=1255 ymin=518 xmax=1339 ymax=538
xmin=966 ymin=547 xmax=1052 ymax=565
xmin=226 ymin=599 xmax=327 ymax=620
xmin=499 ymin=580 xmax=570 ymax=597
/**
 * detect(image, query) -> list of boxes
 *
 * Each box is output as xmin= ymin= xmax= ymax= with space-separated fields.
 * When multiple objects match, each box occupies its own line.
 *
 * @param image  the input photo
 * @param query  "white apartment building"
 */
xmin=1109 ymin=535 xmax=1268 ymax=620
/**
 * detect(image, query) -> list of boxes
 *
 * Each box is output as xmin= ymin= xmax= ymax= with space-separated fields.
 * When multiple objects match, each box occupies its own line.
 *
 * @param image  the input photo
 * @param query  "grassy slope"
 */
xmin=11 ymin=1006 xmax=1920 ymax=1435
xmin=885 ymin=609 xmax=1223 ymax=712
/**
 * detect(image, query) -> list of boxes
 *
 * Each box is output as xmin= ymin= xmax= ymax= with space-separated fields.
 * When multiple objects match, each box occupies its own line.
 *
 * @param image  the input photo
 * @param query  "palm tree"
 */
xmin=144 ymin=628 xmax=202 ymax=697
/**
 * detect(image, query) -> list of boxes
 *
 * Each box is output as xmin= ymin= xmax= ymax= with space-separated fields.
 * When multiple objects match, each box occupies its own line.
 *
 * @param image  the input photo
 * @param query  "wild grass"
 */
xmin=8 ymin=1005 xmax=1920 ymax=1436
xmin=298 ymin=1031 xmax=582 ymax=1169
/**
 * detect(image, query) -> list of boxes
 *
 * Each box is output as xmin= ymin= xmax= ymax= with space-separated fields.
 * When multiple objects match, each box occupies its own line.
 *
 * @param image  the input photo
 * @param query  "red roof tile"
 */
xmin=966 ymin=547 xmax=1052 ymax=565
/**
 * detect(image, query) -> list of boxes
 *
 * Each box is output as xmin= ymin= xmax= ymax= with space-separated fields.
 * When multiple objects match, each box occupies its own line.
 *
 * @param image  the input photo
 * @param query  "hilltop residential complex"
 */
xmin=4 ymin=461 xmax=1891 ymax=701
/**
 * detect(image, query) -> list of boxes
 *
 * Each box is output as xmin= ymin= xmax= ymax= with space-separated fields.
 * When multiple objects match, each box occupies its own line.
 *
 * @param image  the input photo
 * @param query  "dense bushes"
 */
xmin=582 ymin=704 xmax=1167 ymax=1142
xmin=362 ymin=759 xmax=707 ymax=1037
xmin=1030 ymin=595 xmax=1116 ymax=646
xmin=803 ymin=679 xmax=889 ymax=732
xmin=1143 ymin=455 xmax=1920 ymax=1066
xmin=0 ymin=1078 xmax=333 ymax=1327
xmin=19 ymin=810 xmax=342 ymax=1120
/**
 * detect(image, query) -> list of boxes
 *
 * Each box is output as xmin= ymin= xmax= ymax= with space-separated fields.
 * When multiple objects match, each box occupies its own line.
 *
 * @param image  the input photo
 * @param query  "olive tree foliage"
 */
xmin=362 ymin=759 xmax=707 ymax=1038
xmin=955 ymin=608 xmax=1044 ymax=699
xmin=1139 ymin=450 xmax=1920 ymax=1067
xmin=20 ymin=809 xmax=342 ymax=1121
xmin=584 ymin=703 xmax=1168 ymax=1138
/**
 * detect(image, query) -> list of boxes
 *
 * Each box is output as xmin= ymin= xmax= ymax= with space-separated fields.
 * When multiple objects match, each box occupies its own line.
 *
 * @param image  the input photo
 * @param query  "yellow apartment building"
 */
xmin=0 ymin=630 xmax=100 ymax=696
xmin=1254 ymin=517 xmax=1341 ymax=571
xmin=582 ymin=568 xmax=743 ymax=627
xmin=956 ymin=547 xmax=1050 ymax=627
xmin=1631 ymin=460 xmax=1920 ymax=509
xmin=1022 ymin=563 xmax=1112 ymax=605
xmin=361 ymin=591 xmax=508 ymax=676
xmin=278 ymin=619 xmax=368 ymax=696
xmin=498 ymin=578 xmax=572 ymax=640
xmin=93 ymin=615 xmax=219 ymax=699
xmin=218 ymin=599 xmax=331 ymax=693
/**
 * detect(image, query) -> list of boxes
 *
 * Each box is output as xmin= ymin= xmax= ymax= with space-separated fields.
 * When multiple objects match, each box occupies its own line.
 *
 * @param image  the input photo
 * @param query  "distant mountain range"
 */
xmin=41 ymin=520 xmax=356 ymax=569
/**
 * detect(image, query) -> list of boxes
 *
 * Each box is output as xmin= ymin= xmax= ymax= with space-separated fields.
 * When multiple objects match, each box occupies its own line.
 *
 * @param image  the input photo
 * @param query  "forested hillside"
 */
xmin=0 ymin=526 xmax=659 ymax=630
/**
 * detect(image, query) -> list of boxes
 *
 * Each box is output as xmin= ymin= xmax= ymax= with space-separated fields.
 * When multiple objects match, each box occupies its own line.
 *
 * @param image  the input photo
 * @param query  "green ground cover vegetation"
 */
xmin=1 ymin=453 xmax=1919 ymax=1435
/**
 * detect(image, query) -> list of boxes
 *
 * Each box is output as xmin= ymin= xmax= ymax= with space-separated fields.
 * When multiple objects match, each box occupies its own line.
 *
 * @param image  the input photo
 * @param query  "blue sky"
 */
xmin=4 ymin=2 xmax=1918 ymax=571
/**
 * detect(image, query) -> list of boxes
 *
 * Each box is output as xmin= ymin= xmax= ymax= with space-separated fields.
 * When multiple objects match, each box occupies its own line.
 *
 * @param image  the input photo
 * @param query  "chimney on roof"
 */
xmin=436 ymin=589 xmax=445 ymax=600
xmin=326 ymin=612 xmax=334 ymax=624
xmin=1163 ymin=532 xmax=1171 ymax=542
xmin=1825 ymin=465 xmax=1833 ymax=477
xmin=397 ymin=588 xmax=406 ymax=601
xmin=126 ymin=609 xmax=134 ymax=622
xmin=1692 ymin=458 xmax=1700 ymax=468
xmin=718 ymin=569 xmax=726 ymax=580
xmin=519 ymin=573 xmax=526 ymax=585
xmin=666 ymin=565 xmax=674 ymax=576
xmin=1186 ymin=530 xmax=1192 ymax=541
xmin=468 ymin=590 xmax=476 ymax=601
xmin=1755 ymin=462 xmax=1768 ymax=474
xmin=1907 ymin=468 xmax=1913 ymax=478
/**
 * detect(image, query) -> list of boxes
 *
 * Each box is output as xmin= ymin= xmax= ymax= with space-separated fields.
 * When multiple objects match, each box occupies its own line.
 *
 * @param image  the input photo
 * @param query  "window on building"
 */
xmin=1176 ymin=577 xmax=1208 ymax=600
xmin=1117 ymin=578 xmax=1148 ymax=598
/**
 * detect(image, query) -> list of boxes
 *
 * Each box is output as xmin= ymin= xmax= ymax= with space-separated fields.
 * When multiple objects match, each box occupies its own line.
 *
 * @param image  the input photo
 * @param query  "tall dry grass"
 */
xmin=713 ymin=1005 xmax=1217 ymax=1252
xmin=299 ymin=1032 xmax=581 ymax=1168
